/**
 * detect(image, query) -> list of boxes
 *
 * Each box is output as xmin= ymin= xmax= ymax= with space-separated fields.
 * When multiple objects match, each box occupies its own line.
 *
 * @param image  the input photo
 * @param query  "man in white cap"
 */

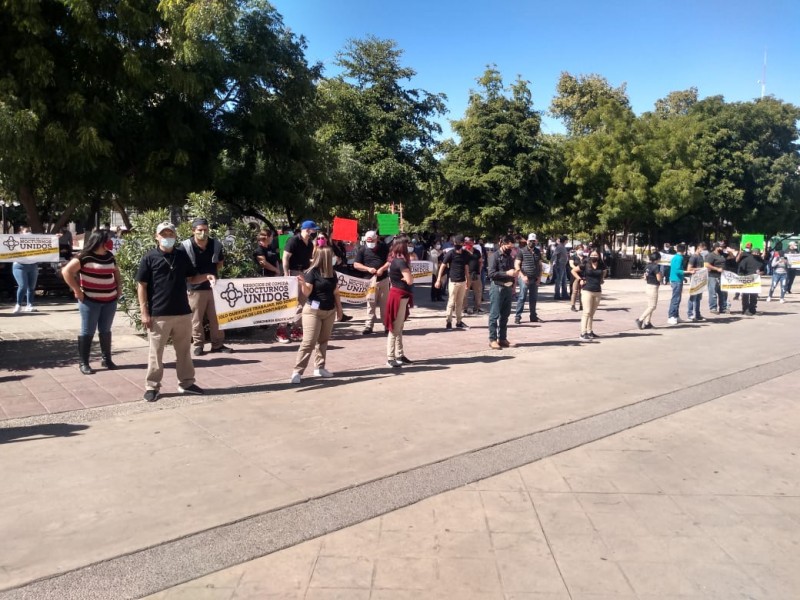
xmin=514 ymin=233 xmax=544 ymax=324
xmin=135 ymin=221 xmax=215 ymax=402
xmin=353 ymin=230 xmax=390 ymax=334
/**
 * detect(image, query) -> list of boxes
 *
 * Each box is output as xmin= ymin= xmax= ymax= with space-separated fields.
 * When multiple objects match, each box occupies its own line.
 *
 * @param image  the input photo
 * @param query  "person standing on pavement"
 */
xmin=11 ymin=226 xmax=39 ymax=314
xmin=738 ymin=243 xmax=763 ymax=315
xmin=704 ymin=242 xmax=728 ymax=314
xmin=767 ymin=251 xmax=789 ymax=302
xmin=253 ymin=229 xmax=280 ymax=276
xmin=667 ymin=244 xmax=691 ymax=325
xmin=462 ymin=236 xmax=484 ymax=314
xmin=635 ymin=252 xmax=662 ymax=330
xmin=568 ymin=245 xmax=585 ymax=312
xmin=278 ymin=221 xmax=317 ymax=343
xmin=428 ymin=240 xmax=444 ymax=302
xmin=62 ymin=229 xmax=122 ymax=374
xmin=660 ymin=242 xmax=673 ymax=285
xmin=572 ymin=249 xmax=605 ymax=340
xmin=353 ymin=230 xmax=389 ymax=335
xmin=136 ymin=222 xmax=213 ymax=402
xmin=435 ymin=234 xmax=470 ymax=330
xmin=487 ymin=235 xmax=518 ymax=349
xmin=289 ymin=245 xmax=341 ymax=384
xmin=384 ymin=238 xmax=414 ymax=368
xmin=551 ymin=236 xmax=569 ymax=300
xmin=514 ymin=233 xmax=544 ymax=324
xmin=784 ymin=241 xmax=798 ymax=294
xmin=182 ymin=218 xmax=232 ymax=356
xmin=686 ymin=242 xmax=707 ymax=322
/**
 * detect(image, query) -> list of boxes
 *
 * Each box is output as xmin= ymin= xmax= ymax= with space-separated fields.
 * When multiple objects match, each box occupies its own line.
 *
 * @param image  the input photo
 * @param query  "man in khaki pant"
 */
xmin=136 ymin=222 xmax=216 ymax=402
xmin=435 ymin=234 xmax=471 ymax=330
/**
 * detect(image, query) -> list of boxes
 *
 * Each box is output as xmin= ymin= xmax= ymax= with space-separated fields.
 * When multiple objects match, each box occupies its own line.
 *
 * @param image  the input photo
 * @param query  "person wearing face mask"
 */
xmin=487 ymin=235 xmax=519 ymax=349
xmin=737 ymin=242 xmax=763 ymax=315
xmin=279 ymin=220 xmax=318 ymax=343
xmin=783 ymin=241 xmax=798 ymax=294
xmin=551 ymin=236 xmax=570 ymax=300
xmin=354 ymin=230 xmax=390 ymax=334
xmin=253 ymin=229 xmax=280 ymax=276
xmin=181 ymin=218 xmax=232 ymax=356
xmin=704 ymin=242 xmax=728 ymax=314
xmin=568 ymin=244 xmax=585 ymax=312
xmin=62 ymin=228 xmax=122 ymax=374
xmin=313 ymin=233 xmax=352 ymax=322
xmin=462 ymin=236 xmax=484 ymax=314
xmin=572 ymin=249 xmax=605 ymax=340
xmin=428 ymin=240 xmax=444 ymax=301
xmin=514 ymin=233 xmax=544 ymax=324
xmin=667 ymin=243 xmax=692 ymax=325
xmin=135 ymin=222 xmax=215 ymax=402
xmin=435 ymin=234 xmax=470 ymax=330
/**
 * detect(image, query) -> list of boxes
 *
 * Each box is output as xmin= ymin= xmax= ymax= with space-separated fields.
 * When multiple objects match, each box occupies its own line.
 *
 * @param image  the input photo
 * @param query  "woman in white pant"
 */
xmin=572 ymin=249 xmax=605 ymax=341
xmin=636 ymin=252 xmax=663 ymax=329
xmin=384 ymin=238 xmax=414 ymax=367
xmin=290 ymin=244 xmax=341 ymax=384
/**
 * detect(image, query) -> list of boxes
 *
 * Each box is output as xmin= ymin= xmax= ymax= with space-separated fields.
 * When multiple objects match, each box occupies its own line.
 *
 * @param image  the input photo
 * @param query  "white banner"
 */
xmin=540 ymin=260 xmax=551 ymax=284
xmin=411 ymin=260 xmax=434 ymax=280
xmin=720 ymin=271 xmax=762 ymax=293
xmin=110 ymin=237 xmax=125 ymax=254
xmin=785 ymin=253 xmax=800 ymax=269
xmin=335 ymin=271 xmax=375 ymax=305
xmin=688 ymin=268 xmax=708 ymax=296
xmin=213 ymin=276 xmax=298 ymax=330
xmin=658 ymin=253 xmax=674 ymax=266
xmin=0 ymin=234 xmax=59 ymax=263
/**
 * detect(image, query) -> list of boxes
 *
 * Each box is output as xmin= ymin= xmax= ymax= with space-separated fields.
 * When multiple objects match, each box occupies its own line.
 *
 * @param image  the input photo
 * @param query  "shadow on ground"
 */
xmin=0 ymin=423 xmax=90 ymax=444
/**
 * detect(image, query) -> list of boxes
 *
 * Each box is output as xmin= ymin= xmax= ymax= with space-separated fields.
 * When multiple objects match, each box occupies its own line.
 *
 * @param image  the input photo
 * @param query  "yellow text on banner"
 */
xmin=688 ymin=268 xmax=708 ymax=296
xmin=719 ymin=271 xmax=761 ymax=293
xmin=410 ymin=260 xmax=434 ymax=280
xmin=0 ymin=235 xmax=59 ymax=264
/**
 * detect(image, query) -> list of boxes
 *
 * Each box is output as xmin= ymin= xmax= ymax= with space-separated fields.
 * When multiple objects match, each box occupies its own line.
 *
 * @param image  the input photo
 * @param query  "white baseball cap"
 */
xmin=527 ymin=233 xmax=537 ymax=242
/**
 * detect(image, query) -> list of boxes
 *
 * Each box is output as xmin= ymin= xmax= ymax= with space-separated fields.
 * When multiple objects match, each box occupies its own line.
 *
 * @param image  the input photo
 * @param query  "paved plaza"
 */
xmin=1 ymin=279 xmax=799 ymax=599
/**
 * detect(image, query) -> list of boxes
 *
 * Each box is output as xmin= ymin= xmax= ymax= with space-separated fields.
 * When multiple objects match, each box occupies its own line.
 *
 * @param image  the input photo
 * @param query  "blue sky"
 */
xmin=276 ymin=0 xmax=800 ymax=136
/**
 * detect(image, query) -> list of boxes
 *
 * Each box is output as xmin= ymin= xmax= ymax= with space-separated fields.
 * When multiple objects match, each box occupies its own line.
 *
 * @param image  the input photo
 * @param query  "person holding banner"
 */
xmin=279 ymin=221 xmax=318 ymax=343
xmin=686 ymin=243 xmax=707 ymax=322
xmin=353 ymin=230 xmax=389 ymax=335
xmin=11 ymin=226 xmax=40 ymax=314
xmin=704 ymin=243 xmax=728 ymax=314
xmin=384 ymin=238 xmax=414 ymax=367
xmin=737 ymin=243 xmax=763 ymax=315
xmin=785 ymin=241 xmax=798 ymax=294
xmin=62 ymin=229 xmax=122 ymax=374
xmin=635 ymin=252 xmax=662 ymax=329
xmin=290 ymin=246 xmax=341 ymax=384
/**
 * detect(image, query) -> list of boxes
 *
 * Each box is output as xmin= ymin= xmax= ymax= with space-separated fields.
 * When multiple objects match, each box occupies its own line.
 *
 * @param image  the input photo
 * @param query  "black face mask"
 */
xmin=454 ymin=244 xmax=462 ymax=251
xmin=309 ymin=231 xmax=318 ymax=240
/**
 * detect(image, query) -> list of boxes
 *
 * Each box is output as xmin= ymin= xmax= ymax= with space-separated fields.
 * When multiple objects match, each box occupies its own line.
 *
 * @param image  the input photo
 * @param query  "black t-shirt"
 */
xmin=466 ymin=248 xmax=482 ymax=274
xmin=704 ymin=251 xmax=726 ymax=278
xmin=187 ymin=239 xmax=223 ymax=291
xmin=443 ymin=250 xmax=469 ymax=282
xmin=253 ymin=244 xmax=279 ymax=276
xmin=389 ymin=257 xmax=412 ymax=292
xmin=580 ymin=262 xmax=604 ymax=292
xmin=135 ymin=248 xmax=197 ymax=317
xmin=304 ymin=268 xmax=337 ymax=310
xmin=645 ymin=263 xmax=661 ymax=285
xmin=688 ymin=253 xmax=703 ymax=271
xmin=355 ymin=243 xmax=389 ymax=280
xmin=284 ymin=235 xmax=313 ymax=272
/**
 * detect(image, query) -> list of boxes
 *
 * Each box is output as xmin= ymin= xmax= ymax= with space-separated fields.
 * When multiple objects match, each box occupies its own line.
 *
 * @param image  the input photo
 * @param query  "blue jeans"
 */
xmin=489 ymin=283 xmax=512 ymax=342
xmin=78 ymin=298 xmax=118 ymax=336
xmin=769 ymin=273 xmax=786 ymax=299
xmin=552 ymin=265 xmax=568 ymax=299
xmin=707 ymin=277 xmax=726 ymax=311
xmin=687 ymin=294 xmax=703 ymax=319
xmin=660 ymin=265 xmax=671 ymax=285
xmin=514 ymin=276 xmax=538 ymax=320
xmin=668 ymin=281 xmax=683 ymax=319
xmin=12 ymin=262 xmax=39 ymax=305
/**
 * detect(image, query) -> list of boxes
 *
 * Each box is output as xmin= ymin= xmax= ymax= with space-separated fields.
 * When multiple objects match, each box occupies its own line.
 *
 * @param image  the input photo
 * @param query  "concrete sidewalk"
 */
xmin=1 ymin=279 xmax=798 ymax=599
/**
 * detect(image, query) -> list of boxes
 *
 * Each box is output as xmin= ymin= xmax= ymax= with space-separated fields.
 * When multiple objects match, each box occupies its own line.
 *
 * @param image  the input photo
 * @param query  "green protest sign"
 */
xmin=376 ymin=213 xmax=400 ymax=236
xmin=278 ymin=233 xmax=292 ymax=258
xmin=740 ymin=234 xmax=765 ymax=251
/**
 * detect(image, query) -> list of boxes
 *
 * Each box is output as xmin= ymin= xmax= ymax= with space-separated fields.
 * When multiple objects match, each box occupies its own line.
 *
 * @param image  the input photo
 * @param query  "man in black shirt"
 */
xmin=462 ymin=236 xmax=484 ymax=314
xmin=353 ymin=230 xmax=390 ymax=334
xmin=181 ymin=217 xmax=232 ymax=356
xmin=737 ymin=243 xmax=763 ymax=315
xmin=488 ymin=236 xmax=519 ymax=349
xmin=253 ymin=229 xmax=280 ymax=277
xmin=704 ymin=242 xmax=728 ymax=314
xmin=435 ymin=234 xmax=470 ymax=329
xmin=514 ymin=233 xmax=544 ymax=324
xmin=686 ymin=242 xmax=706 ymax=322
xmin=136 ymin=221 xmax=216 ymax=402
xmin=279 ymin=220 xmax=317 ymax=343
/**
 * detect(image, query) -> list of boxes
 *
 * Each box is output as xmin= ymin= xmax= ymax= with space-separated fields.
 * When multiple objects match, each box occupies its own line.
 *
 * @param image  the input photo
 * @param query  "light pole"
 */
xmin=0 ymin=198 xmax=20 ymax=234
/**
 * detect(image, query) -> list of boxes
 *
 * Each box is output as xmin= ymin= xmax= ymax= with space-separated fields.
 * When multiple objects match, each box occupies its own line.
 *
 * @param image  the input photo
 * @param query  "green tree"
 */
xmin=550 ymin=72 xmax=630 ymax=137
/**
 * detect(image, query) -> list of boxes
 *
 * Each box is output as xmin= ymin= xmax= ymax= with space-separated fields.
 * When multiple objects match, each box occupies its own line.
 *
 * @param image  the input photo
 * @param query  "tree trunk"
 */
xmin=110 ymin=197 xmax=132 ymax=230
xmin=18 ymin=184 xmax=43 ymax=233
xmin=50 ymin=200 xmax=81 ymax=233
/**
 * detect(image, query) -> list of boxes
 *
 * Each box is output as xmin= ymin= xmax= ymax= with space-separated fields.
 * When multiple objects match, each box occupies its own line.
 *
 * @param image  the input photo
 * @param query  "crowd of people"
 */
xmin=5 ymin=220 xmax=798 ymax=401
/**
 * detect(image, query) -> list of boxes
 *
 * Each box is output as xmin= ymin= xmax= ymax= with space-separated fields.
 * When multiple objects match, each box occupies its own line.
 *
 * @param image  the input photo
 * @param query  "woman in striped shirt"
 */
xmin=63 ymin=229 xmax=122 ymax=374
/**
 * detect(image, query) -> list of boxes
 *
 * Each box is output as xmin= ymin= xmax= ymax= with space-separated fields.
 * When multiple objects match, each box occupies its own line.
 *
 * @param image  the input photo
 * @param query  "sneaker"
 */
xmin=635 ymin=318 xmax=643 ymax=329
xmin=314 ymin=367 xmax=334 ymax=378
xmin=710 ymin=308 xmax=718 ymax=314
xmin=362 ymin=327 xmax=373 ymax=335
xmin=209 ymin=345 xmax=234 ymax=354
xmin=570 ymin=305 xmax=579 ymax=312
xmin=455 ymin=321 xmax=469 ymax=329
xmin=499 ymin=339 xmax=512 ymax=348
xmin=290 ymin=327 xmax=303 ymax=342
xmin=11 ymin=304 xmax=21 ymax=314
xmin=644 ymin=323 xmax=654 ymax=329
xmin=24 ymin=305 xmax=36 ymax=313
xmin=694 ymin=317 xmax=706 ymax=322
xmin=399 ymin=355 xmax=413 ymax=364
xmin=580 ymin=333 xmax=591 ymax=341
xmin=780 ymin=299 xmax=786 ymax=303
xmin=667 ymin=317 xmax=678 ymax=325
xmin=766 ymin=297 xmax=772 ymax=302
xmin=475 ymin=308 xmax=485 ymax=314
xmin=339 ymin=314 xmax=353 ymax=322
xmin=465 ymin=308 xmax=474 ymax=315
xmin=531 ymin=316 xmax=544 ymax=323
xmin=489 ymin=340 xmax=501 ymax=350
xmin=193 ymin=346 xmax=205 ymax=356
xmin=276 ymin=327 xmax=290 ymax=344
xmin=178 ymin=384 xmax=204 ymax=395
xmin=290 ymin=372 xmax=302 ymax=384
xmin=143 ymin=389 xmax=159 ymax=402
xmin=386 ymin=360 xmax=403 ymax=368
xmin=588 ymin=331 xmax=599 ymax=339
xmin=445 ymin=321 xmax=452 ymax=330
xmin=514 ymin=317 xmax=521 ymax=325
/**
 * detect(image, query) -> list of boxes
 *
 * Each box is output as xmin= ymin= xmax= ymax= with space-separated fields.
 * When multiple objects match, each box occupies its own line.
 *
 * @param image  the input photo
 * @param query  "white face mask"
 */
xmin=160 ymin=237 xmax=176 ymax=249
xmin=435 ymin=244 xmax=441 ymax=250
xmin=407 ymin=245 xmax=414 ymax=253
xmin=366 ymin=242 xmax=376 ymax=249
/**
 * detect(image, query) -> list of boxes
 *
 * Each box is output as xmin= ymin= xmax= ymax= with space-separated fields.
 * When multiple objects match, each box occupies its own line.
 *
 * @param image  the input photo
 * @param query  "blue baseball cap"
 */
xmin=300 ymin=220 xmax=318 ymax=230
